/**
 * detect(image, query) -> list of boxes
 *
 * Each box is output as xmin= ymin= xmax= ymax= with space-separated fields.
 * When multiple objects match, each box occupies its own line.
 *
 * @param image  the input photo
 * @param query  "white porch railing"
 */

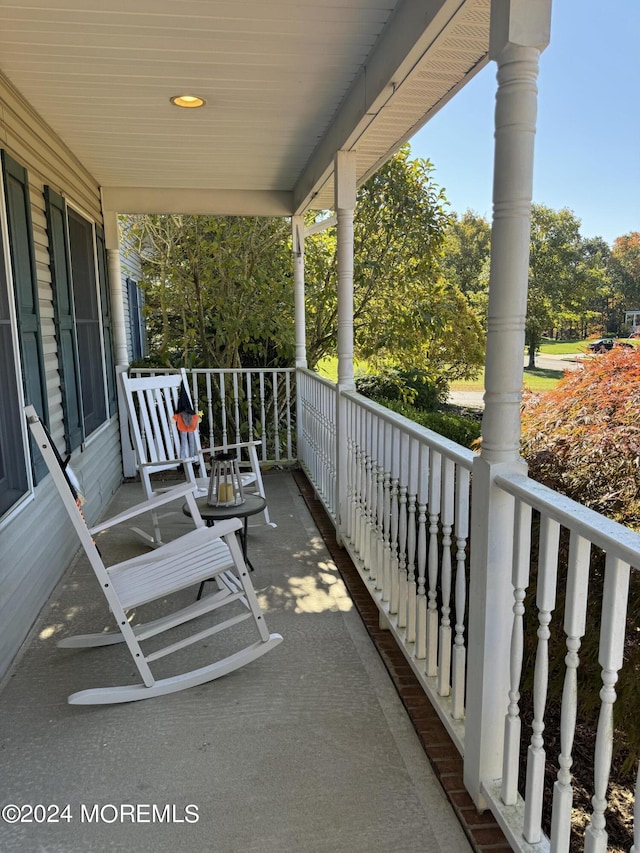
xmin=297 ymin=368 xmax=337 ymax=519
xmin=129 ymin=367 xmax=297 ymax=466
xmin=297 ymin=368 xmax=640 ymax=853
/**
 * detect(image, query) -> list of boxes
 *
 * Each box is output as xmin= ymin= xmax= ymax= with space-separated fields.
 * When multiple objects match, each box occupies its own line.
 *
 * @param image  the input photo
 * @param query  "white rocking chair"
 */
xmin=120 ymin=371 xmax=274 ymax=547
xmin=26 ymin=405 xmax=282 ymax=705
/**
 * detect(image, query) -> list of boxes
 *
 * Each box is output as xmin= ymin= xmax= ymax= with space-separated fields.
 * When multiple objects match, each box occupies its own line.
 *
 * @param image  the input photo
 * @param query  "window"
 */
xmin=46 ymin=190 xmax=116 ymax=447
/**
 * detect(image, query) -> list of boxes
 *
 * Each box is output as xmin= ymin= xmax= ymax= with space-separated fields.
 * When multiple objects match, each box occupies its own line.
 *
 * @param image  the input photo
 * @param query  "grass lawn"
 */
xmin=449 ymin=366 xmax=564 ymax=393
xmin=538 ymin=337 xmax=639 ymax=355
xmin=317 ymin=337 xmax=640 ymax=400
xmin=319 ymin=356 xmax=563 ymax=393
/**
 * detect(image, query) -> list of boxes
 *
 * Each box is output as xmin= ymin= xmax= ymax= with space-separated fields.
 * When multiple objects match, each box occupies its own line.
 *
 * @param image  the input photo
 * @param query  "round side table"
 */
xmin=183 ymin=494 xmax=268 ymax=597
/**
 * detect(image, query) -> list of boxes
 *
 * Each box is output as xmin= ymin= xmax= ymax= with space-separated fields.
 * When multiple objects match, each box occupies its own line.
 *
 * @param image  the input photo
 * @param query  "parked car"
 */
xmin=588 ymin=338 xmax=615 ymax=352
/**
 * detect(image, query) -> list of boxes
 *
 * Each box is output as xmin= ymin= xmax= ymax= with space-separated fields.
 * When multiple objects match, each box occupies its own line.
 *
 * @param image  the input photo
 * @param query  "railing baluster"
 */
xmin=524 ymin=516 xmax=560 ymax=842
xmin=205 ymin=371 xmax=214 ymax=450
xmin=232 ymin=371 xmax=241 ymax=447
xmin=389 ymin=425 xmax=400 ymax=616
xmin=426 ymin=450 xmax=441 ymax=677
xmin=219 ymin=373 xmax=228 ymax=448
xmin=344 ymin=397 xmax=354 ymax=542
xmin=363 ymin=409 xmax=374 ymax=579
xmin=584 ymin=555 xmax=631 ymax=853
xmin=502 ymin=498 xmax=532 ymax=805
xmin=285 ymin=370 xmax=293 ymax=459
xmin=375 ymin=417 xmax=385 ymax=593
xmin=381 ymin=421 xmax=392 ymax=603
xmin=437 ymin=457 xmax=455 ymax=697
xmin=397 ymin=432 xmax=409 ymax=631
xmin=354 ymin=405 xmax=364 ymax=559
xmin=259 ymin=372 xmax=267 ymax=461
xmin=550 ymin=533 xmax=591 ymax=853
xmin=246 ymin=372 xmax=254 ymax=444
xmin=405 ymin=437 xmax=419 ymax=644
xmin=415 ymin=443 xmax=429 ymax=660
xmin=272 ymin=370 xmax=280 ymax=461
xmin=452 ymin=465 xmax=469 ymax=720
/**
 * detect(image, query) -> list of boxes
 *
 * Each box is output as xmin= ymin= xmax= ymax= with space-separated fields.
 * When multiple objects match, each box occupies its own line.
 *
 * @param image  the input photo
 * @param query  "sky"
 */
xmin=409 ymin=1 xmax=639 ymax=247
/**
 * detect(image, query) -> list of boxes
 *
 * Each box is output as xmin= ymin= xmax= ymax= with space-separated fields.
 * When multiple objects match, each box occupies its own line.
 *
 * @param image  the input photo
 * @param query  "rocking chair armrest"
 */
xmin=89 ymin=483 xmax=200 ymax=534
xmin=182 ymin=515 xmax=243 ymax=540
xmin=203 ymin=440 xmax=261 ymax=454
xmin=140 ymin=457 xmax=199 ymax=469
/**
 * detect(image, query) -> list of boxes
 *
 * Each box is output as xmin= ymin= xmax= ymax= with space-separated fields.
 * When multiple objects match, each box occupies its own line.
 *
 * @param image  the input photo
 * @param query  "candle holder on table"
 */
xmin=207 ymin=451 xmax=245 ymax=507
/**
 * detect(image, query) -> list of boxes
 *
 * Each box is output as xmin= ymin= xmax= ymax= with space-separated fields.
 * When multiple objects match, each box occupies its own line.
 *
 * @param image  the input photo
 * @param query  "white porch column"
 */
xmin=464 ymin=0 xmax=551 ymax=808
xmin=292 ymin=215 xmax=307 ymax=369
xmin=103 ymin=209 xmax=137 ymax=476
xmin=335 ymin=150 xmax=357 ymax=541
xmin=103 ymin=210 xmax=128 ymax=367
xmin=292 ymin=214 xmax=307 ymax=469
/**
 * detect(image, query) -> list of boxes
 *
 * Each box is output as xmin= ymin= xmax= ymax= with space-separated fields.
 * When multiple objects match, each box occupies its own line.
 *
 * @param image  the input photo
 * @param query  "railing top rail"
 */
xmin=496 ymin=470 xmax=640 ymax=569
xmin=297 ymin=367 xmax=339 ymax=390
xmin=190 ymin=367 xmax=296 ymax=376
xmin=131 ymin=367 xmax=296 ymax=376
xmin=342 ymin=389 xmax=475 ymax=470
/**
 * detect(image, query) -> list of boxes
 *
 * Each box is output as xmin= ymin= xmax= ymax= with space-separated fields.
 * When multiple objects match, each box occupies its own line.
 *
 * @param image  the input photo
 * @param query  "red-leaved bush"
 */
xmin=520 ymin=349 xmax=640 ymax=850
xmin=521 ymin=347 xmax=640 ymax=529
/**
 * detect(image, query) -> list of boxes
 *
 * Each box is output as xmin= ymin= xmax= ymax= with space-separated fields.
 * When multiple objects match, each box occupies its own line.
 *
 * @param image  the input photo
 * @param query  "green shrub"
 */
xmin=355 ymin=368 xmax=443 ymax=411
xmin=373 ymin=397 xmax=481 ymax=449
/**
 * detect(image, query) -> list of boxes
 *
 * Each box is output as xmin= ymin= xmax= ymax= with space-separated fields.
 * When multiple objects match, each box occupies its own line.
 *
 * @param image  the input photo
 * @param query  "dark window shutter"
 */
xmin=0 ymin=214 xmax=28 ymax=514
xmin=45 ymin=187 xmax=84 ymax=452
xmin=96 ymin=226 xmax=117 ymax=416
xmin=127 ymin=277 xmax=143 ymax=361
xmin=1 ymin=151 xmax=48 ymax=482
xmin=68 ymin=208 xmax=106 ymax=435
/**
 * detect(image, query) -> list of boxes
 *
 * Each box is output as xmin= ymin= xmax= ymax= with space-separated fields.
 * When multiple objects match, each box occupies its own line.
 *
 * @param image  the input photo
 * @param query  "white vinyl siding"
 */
xmin=0 ymin=74 xmax=123 ymax=679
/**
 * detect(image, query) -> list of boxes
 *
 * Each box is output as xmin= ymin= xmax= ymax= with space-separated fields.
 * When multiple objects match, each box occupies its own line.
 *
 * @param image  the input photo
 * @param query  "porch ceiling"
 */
xmin=0 ymin=0 xmax=490 ymax=216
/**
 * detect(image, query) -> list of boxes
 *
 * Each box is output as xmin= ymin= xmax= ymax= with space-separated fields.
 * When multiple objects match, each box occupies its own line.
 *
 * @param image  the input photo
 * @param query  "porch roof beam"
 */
xmin=101 ymin=187 xmax=293 ymax=217
xmin=292 ymin=0 xmax=470 ymax=214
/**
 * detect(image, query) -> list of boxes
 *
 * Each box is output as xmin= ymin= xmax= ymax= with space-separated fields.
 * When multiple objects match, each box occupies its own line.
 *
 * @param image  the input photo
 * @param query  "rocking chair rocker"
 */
xmin=26 ymin=405 xmax=282 ymax=705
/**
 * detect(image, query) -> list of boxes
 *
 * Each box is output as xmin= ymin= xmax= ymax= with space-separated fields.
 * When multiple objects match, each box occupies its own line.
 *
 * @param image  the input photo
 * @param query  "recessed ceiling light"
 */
xmin=170 ymin=94 xmax=206 ymax=109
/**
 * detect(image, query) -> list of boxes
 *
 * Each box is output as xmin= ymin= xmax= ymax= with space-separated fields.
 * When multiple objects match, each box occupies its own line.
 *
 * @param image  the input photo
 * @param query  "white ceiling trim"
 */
xmin=102 ymin=187 xmax=293 ymax=217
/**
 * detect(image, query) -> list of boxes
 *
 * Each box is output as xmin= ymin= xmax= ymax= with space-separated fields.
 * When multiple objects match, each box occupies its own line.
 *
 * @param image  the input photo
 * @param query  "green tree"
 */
xmin=304 ymin=147 xmax=485 ymax=387
xmin=609 ymin=232 xmax=640 ymax=319
xmin=440 ymin=210 xmax=492 ymax=330
xmin=128 ymin=214 xmax=294 ymax=368
xmin=526 ymin=205 xmax=602 ymax=366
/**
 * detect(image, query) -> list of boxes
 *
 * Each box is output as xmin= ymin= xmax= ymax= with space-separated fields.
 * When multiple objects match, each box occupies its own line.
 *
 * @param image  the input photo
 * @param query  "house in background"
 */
xmin=3 ymin=3 xmax=638 ymax=851
xmin=624 ymin=309 xmax=640 ymax=335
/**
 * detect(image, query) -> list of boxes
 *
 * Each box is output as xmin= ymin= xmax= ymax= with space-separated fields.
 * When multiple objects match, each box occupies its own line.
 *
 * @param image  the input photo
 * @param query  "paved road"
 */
xmin=448 ymin=352 xmax=582 ymax=409
xmin=529 ymin=352 xmax=582 ymax=371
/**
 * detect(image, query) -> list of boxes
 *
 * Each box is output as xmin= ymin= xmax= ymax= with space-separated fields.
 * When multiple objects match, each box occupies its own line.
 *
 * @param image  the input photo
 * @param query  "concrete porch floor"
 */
xmin=0 ymin=470 xmax=474 ymax=853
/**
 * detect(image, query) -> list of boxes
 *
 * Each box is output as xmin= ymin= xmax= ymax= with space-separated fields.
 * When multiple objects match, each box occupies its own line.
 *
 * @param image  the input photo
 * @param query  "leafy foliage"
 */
xmin=127 ymin=214 xmax=294 ymax=368
xmin=610 ymin=232 xmax=640 ymax=311
xmin=525 ymin=205 xmax=608 ymax=365
xmin=441 ymin=210 xmax=491 ymax=328
xmin=521 ymin=349 xmax=640 ymax=804
xmin=521 ymin=347 xmax=640 ymax=527
xmin=304 ymin=146 xmax=485 ymax=387
xmin=368 ymin=397 xmax=481 ymax=448
xmin=355 ymin=368 xmax=443 ymax=410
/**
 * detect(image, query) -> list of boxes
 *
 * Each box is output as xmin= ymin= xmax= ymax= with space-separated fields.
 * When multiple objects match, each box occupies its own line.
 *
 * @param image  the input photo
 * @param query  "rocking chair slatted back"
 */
xmin=125 ymin=373 xmax=206 ymax=477
xmin=121 ymin=371 xmax=273 ymax=547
